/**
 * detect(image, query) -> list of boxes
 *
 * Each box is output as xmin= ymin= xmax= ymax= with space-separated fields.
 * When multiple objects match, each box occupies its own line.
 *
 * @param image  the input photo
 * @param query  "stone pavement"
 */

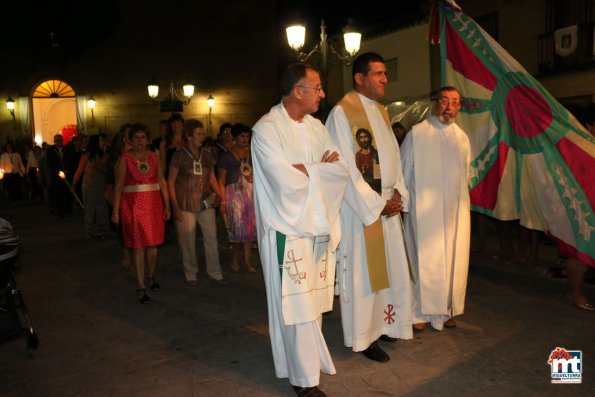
xmin=0 ymin=199 xmax=593 ymax=397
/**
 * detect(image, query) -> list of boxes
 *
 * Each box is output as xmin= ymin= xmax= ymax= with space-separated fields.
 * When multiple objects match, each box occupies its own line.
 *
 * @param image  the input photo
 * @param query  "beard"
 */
xmin=438 ymin=112 xmax=456 ymax=124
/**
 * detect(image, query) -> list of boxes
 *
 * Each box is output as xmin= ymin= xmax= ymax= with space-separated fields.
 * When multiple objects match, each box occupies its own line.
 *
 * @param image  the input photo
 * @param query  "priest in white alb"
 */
xmin=252 ymin=63 xmax=348 ymax=397
xmin=326 ymin=52 xmax=413 ymax=363
xmin=400 ymin=86 xmax=471 ymax=332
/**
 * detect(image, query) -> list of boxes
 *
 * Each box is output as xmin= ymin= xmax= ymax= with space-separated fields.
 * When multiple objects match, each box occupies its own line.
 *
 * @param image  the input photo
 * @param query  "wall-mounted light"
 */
xmin=87 ymin=96 xmax=96 ymax=131
xmin=6 ymin=97 xmax=15 ymax=121
xmin=147 ymin=79 xmax=195 ymax=113
xmin=148 ymin=79 xmax=159 ymax=99
xmin=206 ymin=95 xmax=215 ymax=136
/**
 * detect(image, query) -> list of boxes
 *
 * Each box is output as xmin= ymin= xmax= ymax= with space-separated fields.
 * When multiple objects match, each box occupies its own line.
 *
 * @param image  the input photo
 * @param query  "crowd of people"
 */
xmin=0 ymin=51 xmax=592 ymax=397
xmin=0 ymin=115 xmax=258 ymax=305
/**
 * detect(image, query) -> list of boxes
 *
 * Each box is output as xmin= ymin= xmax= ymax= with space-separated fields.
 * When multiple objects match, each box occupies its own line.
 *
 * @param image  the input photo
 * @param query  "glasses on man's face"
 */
xmin=437 ymin=97 xmax=461 ymax=107
xmin=296 ymin=85 xmax=323 ymax=94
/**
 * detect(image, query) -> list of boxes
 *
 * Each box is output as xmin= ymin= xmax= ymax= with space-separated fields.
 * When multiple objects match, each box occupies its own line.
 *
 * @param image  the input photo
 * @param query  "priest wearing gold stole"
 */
xmin=400 ymin=86 xmax=471 ymax=332
xmin=252 ymin=63 xmax=348 ymax=397
xmin=326 ymin=52 xmax=413 ymax=363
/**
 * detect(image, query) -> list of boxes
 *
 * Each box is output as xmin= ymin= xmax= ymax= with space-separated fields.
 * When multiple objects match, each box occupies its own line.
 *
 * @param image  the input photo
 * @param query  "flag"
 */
xmin=437 ymin=1 xmax=595 ymax=266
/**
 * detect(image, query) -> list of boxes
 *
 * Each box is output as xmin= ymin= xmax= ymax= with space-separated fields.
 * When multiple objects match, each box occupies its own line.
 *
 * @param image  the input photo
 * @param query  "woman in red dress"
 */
xmin=112 ymin=123 xmax=171 ymax=303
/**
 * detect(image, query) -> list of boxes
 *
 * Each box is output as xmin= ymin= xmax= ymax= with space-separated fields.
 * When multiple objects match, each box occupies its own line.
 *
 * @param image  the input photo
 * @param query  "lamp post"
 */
xmin=286 ymin=19 xmax=361 ymax=119
xmin=87 ymin=96 xmax=96 ymax=132
xmin=147 ymin=79 xmax=195 ymax=113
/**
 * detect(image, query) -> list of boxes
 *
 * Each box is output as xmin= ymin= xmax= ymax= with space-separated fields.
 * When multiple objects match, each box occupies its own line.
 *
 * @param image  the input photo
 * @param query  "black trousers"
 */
xmin=4 ymin=173 xmax=22 ymax=203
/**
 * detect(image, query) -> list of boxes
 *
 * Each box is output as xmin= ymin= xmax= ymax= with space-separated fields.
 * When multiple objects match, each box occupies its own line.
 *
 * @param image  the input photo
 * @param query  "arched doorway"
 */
xmin=31 ymin=80 xmax=78 ymax=145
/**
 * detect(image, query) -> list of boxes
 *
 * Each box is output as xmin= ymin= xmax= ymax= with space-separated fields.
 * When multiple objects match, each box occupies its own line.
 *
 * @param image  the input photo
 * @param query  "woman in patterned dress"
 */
xmin=217 ymin=123 xmax=257 ymax=272
xmin=112 ymin=124 xmax=171 ymax=303
xmin=72 ymin=133 xmax=110 ymax=238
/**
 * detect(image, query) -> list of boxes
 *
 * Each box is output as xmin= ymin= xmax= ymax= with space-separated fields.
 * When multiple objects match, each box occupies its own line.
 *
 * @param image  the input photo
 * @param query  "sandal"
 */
xmin=575 ymin=302 xmax=595 ymax=311
xmin=148 ymin=278 xmax=160 ymax=292
xmin=568 ymin=293 xmax=595 ymax=311
xmin=137 ymin=289 xmax=150 ymax=304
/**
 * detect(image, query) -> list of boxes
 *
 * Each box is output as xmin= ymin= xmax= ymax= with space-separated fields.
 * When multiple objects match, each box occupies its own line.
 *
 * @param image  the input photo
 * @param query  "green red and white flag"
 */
xmin=435 ymin=1 xmax=595 ymax=266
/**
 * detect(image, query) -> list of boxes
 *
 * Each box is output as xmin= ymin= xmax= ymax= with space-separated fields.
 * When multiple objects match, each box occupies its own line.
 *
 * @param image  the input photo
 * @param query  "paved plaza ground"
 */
xmin=0 ymin=199 xmax=593 ymax=396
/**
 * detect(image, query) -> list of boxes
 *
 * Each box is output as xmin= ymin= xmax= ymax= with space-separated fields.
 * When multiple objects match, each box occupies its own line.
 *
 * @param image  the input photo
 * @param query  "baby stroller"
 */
xmin=0 ymin=217 xmax=38 ymax=357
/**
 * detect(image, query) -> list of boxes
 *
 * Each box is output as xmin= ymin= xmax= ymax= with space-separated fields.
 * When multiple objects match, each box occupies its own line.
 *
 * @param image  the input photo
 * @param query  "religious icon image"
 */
xmin=354 ymin=128 xmax=381 ymax=192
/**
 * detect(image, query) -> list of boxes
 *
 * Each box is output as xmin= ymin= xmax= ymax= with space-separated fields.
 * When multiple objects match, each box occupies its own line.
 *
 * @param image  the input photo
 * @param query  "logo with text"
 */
xmin=548 ymin=347 xmax=582 ymax=384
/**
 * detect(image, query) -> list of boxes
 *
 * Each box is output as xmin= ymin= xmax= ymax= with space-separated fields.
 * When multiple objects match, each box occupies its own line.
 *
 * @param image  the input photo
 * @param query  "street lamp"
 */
xmin=285 ymin=19 xmax=361 ymax=78
xmin=147 ymin=79 xmax=195 ymax=113
xmin=87 ymin=96 xmax=96 ymax=131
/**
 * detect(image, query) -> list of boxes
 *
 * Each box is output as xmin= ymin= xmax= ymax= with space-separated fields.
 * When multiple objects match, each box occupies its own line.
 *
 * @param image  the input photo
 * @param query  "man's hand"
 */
xmin=391 ymin=190 xmax=403 ymax=212
xmin=380 ymin=198 xmax=402 ymax=217
xmin=292 ymin=150 xmax=339 ymax=176
xmin=292 ymin=164 xmax=309 ymax=176
xmin=173 ymin=207 xmax=183 ymax=222
xmin=321 ymin=150 xmax=340 ymax=163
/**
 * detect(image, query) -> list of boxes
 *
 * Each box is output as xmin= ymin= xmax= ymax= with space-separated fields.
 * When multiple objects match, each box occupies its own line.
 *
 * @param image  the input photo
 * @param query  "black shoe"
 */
xmin=148 ymin=278 xmax=160 ymax=292
xmin=292 ymin=385 xmax=326 ymax=397
xmin=378 ymin=334 xmax=397 ymax=343
xmin=137 ymin=289 xmax=150 ymax=304
xmin=362 ymin=341 xmax=390 ymax=362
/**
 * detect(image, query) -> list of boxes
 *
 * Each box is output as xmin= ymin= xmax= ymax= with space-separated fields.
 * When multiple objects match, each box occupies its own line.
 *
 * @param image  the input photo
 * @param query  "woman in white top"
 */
xmin=0 ymin=143 xmax=25 ymax=204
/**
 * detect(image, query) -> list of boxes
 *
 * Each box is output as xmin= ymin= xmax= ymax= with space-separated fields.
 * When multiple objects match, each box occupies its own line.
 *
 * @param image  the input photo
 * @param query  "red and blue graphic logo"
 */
xmin=548 ymin=347 xmax=582 ymax=384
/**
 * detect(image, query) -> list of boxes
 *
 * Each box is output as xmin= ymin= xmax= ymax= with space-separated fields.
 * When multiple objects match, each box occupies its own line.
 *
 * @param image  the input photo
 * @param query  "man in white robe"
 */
xmin=252 ymin=63 xmax=348 ymax=397
xmin=400 ymin=86 xmax=471 ymax=331
xmin=326 ymin=52 xmax=413 ymax=363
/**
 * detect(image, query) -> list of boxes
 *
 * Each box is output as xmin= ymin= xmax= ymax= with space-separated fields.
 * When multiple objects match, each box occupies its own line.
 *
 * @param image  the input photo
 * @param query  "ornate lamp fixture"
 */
xmin=285 ymin=19 xmax=361 ymax=77
xmin=147 ymin=79 xmax=195 ymax=113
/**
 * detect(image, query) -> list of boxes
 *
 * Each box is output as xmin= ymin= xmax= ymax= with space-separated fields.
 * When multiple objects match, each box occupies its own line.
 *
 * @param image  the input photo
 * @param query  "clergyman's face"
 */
xmin=296 ymin=69 xmax=325 ymax=115
xmin=356 ymin=61 xmax=388 ymax=101
xmin=435 ymin=90 xmax=462 ymax=124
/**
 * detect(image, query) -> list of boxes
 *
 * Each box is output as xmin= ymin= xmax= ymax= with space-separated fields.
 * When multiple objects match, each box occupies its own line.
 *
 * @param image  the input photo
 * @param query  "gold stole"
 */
xmin=338 ymin=91 xmax=391 ymax=292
